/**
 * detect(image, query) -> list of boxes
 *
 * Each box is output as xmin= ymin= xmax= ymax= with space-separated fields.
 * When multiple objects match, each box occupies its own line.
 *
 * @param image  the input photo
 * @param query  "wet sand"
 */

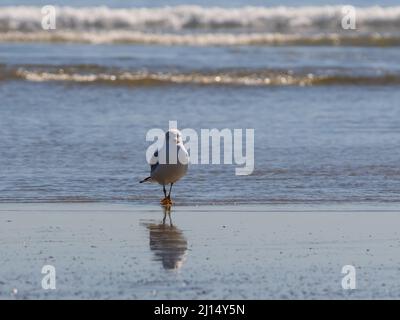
xmin=0 ymin=203 xmax=399 ymax=299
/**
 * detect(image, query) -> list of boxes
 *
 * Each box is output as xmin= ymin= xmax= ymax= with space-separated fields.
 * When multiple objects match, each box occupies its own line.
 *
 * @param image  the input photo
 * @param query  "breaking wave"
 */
xmin=0 ymin=5 xmax=399 ymax=46
xmin=2 ymin=64 xmax=400 ymax=87
xmin=1 ymin=31 xmax=400 ymax=46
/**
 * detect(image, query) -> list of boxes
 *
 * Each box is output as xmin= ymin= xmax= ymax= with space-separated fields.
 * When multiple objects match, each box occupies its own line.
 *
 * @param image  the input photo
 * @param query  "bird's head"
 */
xmin=166 ymin=128 xmax=183 ymax=145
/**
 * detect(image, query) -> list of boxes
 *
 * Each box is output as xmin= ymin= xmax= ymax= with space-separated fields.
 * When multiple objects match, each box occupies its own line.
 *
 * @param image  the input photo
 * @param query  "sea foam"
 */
xmin=0 ymin=5 xmax=399 ymax=32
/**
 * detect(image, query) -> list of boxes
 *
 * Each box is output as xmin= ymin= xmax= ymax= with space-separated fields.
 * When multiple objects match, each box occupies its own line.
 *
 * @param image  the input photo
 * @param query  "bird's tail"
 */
xmin=140 ymin=177 xmax=152 ymax=183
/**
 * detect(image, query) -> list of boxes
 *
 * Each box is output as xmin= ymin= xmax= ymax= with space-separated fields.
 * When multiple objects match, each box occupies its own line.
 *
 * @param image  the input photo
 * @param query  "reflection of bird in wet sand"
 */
xmin=140 ymin=129 xmax=189 ymax=206
xmin=143 ymin=206 xmax=188 ymax=270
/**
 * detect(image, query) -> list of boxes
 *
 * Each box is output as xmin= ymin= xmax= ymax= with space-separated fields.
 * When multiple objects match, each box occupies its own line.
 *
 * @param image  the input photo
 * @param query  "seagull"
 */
xmin=140 ymin=129 xmax=189 ymax=205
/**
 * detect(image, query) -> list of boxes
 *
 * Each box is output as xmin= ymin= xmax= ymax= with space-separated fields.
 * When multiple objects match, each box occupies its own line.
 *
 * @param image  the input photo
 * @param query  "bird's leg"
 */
xmin=161 ymin=185 xmax=169 ymax=205
xmin=166 ymin=183 xmax=174 ymax=205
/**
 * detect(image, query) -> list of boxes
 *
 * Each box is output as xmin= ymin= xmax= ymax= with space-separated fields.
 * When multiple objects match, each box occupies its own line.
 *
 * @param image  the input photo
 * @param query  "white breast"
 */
xmin=151 ymin=144 xmax=189 ymax=185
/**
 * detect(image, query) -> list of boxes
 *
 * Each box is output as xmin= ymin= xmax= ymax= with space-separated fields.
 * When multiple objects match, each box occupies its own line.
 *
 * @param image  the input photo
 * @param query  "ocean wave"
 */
xmin=1 ymin=5 xmax=400 ymax=32
xmin=0 ymin=30 xmax=399 ymax=46
xmin=2 ymin=65 xmax=400 ymax=87
xmin=0 ymin=5 xmax=399 ymax=46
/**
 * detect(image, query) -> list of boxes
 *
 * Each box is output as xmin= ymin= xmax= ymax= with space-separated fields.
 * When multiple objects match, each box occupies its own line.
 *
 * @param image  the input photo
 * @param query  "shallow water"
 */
xmin=0 ymin=1 xmax=399 ymax=205
xmin=1 ymin=204 xmax=400 ymax=299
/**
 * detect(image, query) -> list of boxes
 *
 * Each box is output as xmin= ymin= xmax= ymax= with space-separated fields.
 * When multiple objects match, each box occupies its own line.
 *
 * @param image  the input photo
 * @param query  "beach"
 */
xmin=1 ymin=203 xmax=399 ymax=299
xmin=1 ymin=0 xmax=400 ymax=301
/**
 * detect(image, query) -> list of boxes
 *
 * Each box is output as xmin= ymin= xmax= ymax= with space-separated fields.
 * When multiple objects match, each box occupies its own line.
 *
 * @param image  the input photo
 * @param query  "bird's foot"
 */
xmin=160 ymin=196 xmax=173 ymax=206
